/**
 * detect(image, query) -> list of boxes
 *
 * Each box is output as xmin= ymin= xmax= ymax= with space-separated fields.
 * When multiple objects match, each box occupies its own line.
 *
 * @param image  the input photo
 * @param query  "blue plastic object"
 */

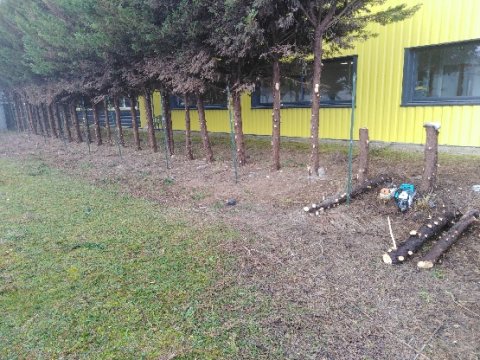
xmin=394 ymin=183 xmax=416 ymax=212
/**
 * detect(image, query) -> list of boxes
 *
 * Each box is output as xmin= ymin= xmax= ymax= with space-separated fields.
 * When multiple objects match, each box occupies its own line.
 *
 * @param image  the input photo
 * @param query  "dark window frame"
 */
xmin=251 ymin=55 xmax=358 ymax=109
xmin=170 ymin=92 xmax=228 ymax=110
xmin=401 ymin=39 xmax=480 ymax=106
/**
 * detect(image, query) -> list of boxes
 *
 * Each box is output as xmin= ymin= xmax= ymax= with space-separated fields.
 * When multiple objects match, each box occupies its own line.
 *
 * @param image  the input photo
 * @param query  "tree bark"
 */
xmin=383 ymin=210 xmax=456 ymax=265
xmin=61 ymin=104 xmax=73 ymax=142
xmin=143 ymin=89 xmax=157 ymax=152
xmin=420 ymin=124 xmax=440 ymax=193
xmin=129 ymin=96 xmax=141 ymax=150
xmin=40 ymin=104 xmax=50 ymax=136
xmin=53 ymin=104 xmax=64 ymax=140
xmin=21 ymin=101 xmax=30 ymax=133
xmin=232 ymin=90 xmax=246 ymax=166
xmin=36 ymin=105 xmax=44 ymax=135
xmin=272 ymin=58 xmax=281 ymax=170
xmin=103 ymin=97 xmax=112 ymax=143
xmin=31 ymin=104 xmax=40 ymax=134
xmin=304 ymin=174 xmax=391 ymax=214
xmin=357 ymin=128 xmax=369 ymax=183
xmin=113 ymin=96 xmax=125 ymax=147
xmin=70 ymin=103 xmax=82 ymax=143
xmin=161 ymin=92 xmax=174 ymax=155
xmin=17 ymin=97 xmax=28 ymax=132
xmin=184 ymin=94 xmax=194 ymax=160
xmin=27 ymin=104 xmax=38 ymax=135
xmin=309 ymin=27 xmax=324 ymax=176
xmin=21 ymin=101 xmax=29 ymax=132
xmin=47 ymin=103 xmax=58 ymax=138
xmin=11 ymin=95 xmax=22 ymax=132
xmin=92 ymin=101 xmax=103 ymax=146
xmin=196 ymin=93 xmax=214 ymax=163
xmin=34 ymin=105 xmax=45 ymax=136
xmin=81 ymin=104 xmax=92 ymax=144
xmin=417 ymin=210 xmax=479 ymax=269
xmin=24 ymin=102 xmax=34 ymax=134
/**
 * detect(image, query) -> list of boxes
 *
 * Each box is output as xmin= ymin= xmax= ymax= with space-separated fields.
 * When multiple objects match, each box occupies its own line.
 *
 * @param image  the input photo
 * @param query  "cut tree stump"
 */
xmin=417 ymin=209 xmax=479 ymax=269
xmin=357 ymin=128 xmax=369 ymax=184
xmin=383 ymin=210 xmax=456 ymax=265
xmin=303 ymin=174 xmax=391 ymax=215
xmin=420 ymin=123 xmax=440 ymax=193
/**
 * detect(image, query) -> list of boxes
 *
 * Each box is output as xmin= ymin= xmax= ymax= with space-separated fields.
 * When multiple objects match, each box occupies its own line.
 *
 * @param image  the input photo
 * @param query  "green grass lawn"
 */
xmin=0 ymin=159 xmax=265 ymax=359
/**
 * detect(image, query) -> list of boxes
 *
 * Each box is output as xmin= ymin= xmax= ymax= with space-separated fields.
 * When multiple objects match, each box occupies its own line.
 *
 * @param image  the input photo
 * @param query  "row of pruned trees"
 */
xmin=0 ymin=0 xmax=418 ymax=174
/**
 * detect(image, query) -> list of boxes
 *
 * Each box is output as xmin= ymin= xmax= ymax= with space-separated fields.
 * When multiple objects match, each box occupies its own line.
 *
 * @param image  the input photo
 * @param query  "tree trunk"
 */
xmin=304 ymin=174 xmax=391 ymax=214
xmin=272 ymin=58 xmax=281 ymax=170
xmin=420 ymin=123 xmax=440 ymax=193
xmin=128 ymin=96 xmax=141 ymax=150
xmin=27 ymin=104 xmax=38 ymax=135
xmin=35 ymin=105 xmax=47 ymax=137
xmin=34 ymin=105 xmax=45 ymax=136
xmin=24 ymin=103 xmax=34 ymax=134
xmin=309 ymin=27 xmax=324 ymax=176
xmin=92 ymin=101 xmax=103 ymax=146
xmin=31 ymin=104 xmax=40 ymax=134
xmin=11 ymin=95 xmax=22 ymax=132
xmin=82 ymin=103 xmax=92 ymax=144
xmin=143 ymin=89 xmax=157 ymax=152
xmin=357 ymin=128 xmax=369 ymax=183
xmin=103 ymin=97 xmax=112 ymax=143
xmin=17 ymin=97 xmax=29 ymax=132
xmin=113 ymin=96 xmax=125 ymax=147
xmin=47 ymin=103 xmax=58 ymax=138
xmin=61 ymin=104 xmax=73 ymax=142
xmin=70 ymin=103 xmax=82 ymax=143
xmin=417 ymin=210 xmax=479 ymax=269
xmin=383 ymin=210 xmax=456 ymax=265
xmin=161 ymin=92 xmax=174 ymax=155
xmin=232 ymin=90 xmax=246 ymax=166
xmin=54 ymin=104 xmax=64 ymax=140
xmin=196 ymin=93 xmax=214 ymax=163
xmin=184 ymin=94 xmax=194 ymax=160
xmin=40 ymin=104 xmax=50 ymax=136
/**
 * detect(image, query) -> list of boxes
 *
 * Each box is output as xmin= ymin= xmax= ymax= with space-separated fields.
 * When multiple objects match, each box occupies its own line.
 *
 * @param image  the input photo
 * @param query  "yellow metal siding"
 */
xmin=139 ymin=0 xmax=480 ymax=147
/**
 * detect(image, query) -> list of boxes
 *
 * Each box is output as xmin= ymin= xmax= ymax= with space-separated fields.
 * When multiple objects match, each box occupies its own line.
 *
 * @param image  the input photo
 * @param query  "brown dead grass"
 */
xmin=1 ymin=130 xmax=479 ymax=359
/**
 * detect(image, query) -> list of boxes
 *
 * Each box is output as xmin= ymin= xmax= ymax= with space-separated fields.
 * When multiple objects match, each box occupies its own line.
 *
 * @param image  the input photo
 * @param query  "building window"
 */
xmin=170 ymin=87 xmax=227 ymax=110
xmin=402 ymin=39 xmax=480 ymax=106
xmin=251 ymin=56 xmax=356 ymax=108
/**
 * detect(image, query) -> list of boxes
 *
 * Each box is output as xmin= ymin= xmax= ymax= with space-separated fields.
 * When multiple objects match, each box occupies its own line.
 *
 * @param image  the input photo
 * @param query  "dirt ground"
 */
xmin=1 ymin=131 xmax=479 ymax=359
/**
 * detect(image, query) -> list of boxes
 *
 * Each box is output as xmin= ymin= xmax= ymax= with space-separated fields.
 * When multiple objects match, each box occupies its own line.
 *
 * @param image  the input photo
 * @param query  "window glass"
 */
xmin=253 ymin=57 xmax=355 ymax=107
xmin=404 ymin=40 xmax=480 ymax=104
xmin=415 ymin=42 xmax=480 ymax=99
xmin=171 ymin=87 xmax=227 ymax=109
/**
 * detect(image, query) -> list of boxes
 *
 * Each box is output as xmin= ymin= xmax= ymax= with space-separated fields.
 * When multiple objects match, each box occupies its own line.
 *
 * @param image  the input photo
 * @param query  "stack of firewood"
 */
xmin=383 ymin=209 xmax=479 ymax=268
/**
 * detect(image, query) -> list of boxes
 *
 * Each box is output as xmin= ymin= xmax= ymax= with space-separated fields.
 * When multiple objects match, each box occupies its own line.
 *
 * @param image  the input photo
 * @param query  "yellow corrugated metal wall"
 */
xmin=139 ymin=0 xmax=480 ymax=147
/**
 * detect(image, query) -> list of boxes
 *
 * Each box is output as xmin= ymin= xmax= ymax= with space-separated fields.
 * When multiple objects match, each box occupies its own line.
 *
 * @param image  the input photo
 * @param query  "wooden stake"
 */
xmin=420 ymin=123 xmax=440 ymax=193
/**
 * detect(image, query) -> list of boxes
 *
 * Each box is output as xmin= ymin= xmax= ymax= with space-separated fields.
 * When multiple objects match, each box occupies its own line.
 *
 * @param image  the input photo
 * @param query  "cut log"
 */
xmin=417 ymin=209 xmax=479 ymax=269
xmin=383 ymin=210 xmax=456 ymax=265
xmin=303 ymin=174 xmax=391 ymax=214
xmin=357 ymin=128 xmax=369 ymax=183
